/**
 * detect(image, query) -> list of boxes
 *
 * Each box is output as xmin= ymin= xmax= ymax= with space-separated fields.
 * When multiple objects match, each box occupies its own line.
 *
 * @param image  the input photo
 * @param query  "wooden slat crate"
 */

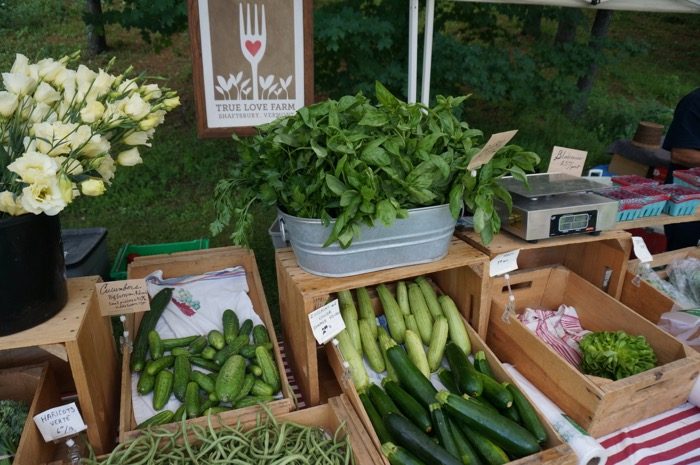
xmin=119 ymin=246 xmax=295 ymax=442
xmin=487 ymin=265 xmax=700 ymax=437
xmin=276 ymin=237 xmax=490 ymax=405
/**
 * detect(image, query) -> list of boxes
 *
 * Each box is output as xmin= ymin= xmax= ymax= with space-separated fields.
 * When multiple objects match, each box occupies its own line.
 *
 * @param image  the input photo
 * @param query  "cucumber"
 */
xmin=173 ymin=404 xmax=187 ymax=422
xmin=436 ymin=368 xmax=460 ymax=395
xmin=359 ymin=391 xmax=392 ymax=444
xmin=338 ymin=289 xmax=362 ymax=355
xmin=222 ymin=309 xmax=240 ymax=344
xmin=137 ymin=371 xmax=155 ymax=395
xmin=356 ymin=287 xmax=378 ymax=337
xmin=146 ymin=355 xmax=175 ymax=376
xmin=430 ymin=403 xmax=460 ymax=459
xmin=385 ymin=413 xmax=462 ymax=465
xmin=252 ymin=324 xmax=270 ymax=345
xmin=239 ymin=344 xmax=257 ymax=359
xmin=445 ymin=342 xmax=482 ymax=396
xmin=404 ymin=330 xmax=430 ymax=378
xmin=171 ymin=347 xmax=191 ymax=357
xmin=161 ymin=335 xmax=199 ymax=351
xmin=427 ymin=317 xmax=449 ymax=372
xmin=436 ymin=391 xmax=540 ymax=458
xmin=131 ymin=287 xmax=174 ymax=372
xmin=377 ymin=284 xmax=406 ymax=344
xmin=407 ymin=283 xmax=433 ymax=345
xmin=234 ymin=395 xmax=274 ymax=409
xmin=386 ymin=345 xmax=437 ymax=407
xmin=460 ymin=424 xmax=510 ymax=465
xmin=381 ymin=442 xmax=426 ymax=465
xmin=190 ymin=357 xmax=220 ymax=372
xmin=450 ymin=418 xmax=484 ymax=465
xmin=507 ymin=383 xmax=547 ymax=444
xmin=396 ymin=281 xmax=411 ymax=316
xmin=248 ymin=364 xmax=263 ymax=377
xmin=359 ymin=319 xmax=385 ymax=373
xmin=251 ymin=379 xmax=276 ymax=397
xmin=198 ymin=399 xmax=217 ymax=416
xmin=473 ymin=350 xmax=494 ymax=378
xmin=439 ymin=295 xmax=471 ymax=355
xmin=148 ymin=330 xmax=163 ymax=360
xmin=415 ymin=276 xmax=442 ymax=319
xmin=233 ymin=374 xmax=256 ymax=402
xmin=214 ymin=334 xmax=248 ymax=366
xmin=207 ymin=330 xmax=226 ymax=350
xmin=185 ymin=381 xmax=200 ymax=419
xmin=476 ymin=371 xmax=513 ymax=410
xmin=152 ymin=369 xmax=174 ymax=410
xmin=255 ymin=345 xmax=281 ymax=392
xmin=173 ymin=355 xmax=191 ymax=401
xmin=200 ymin=346 xmax=217 ymax=360
xmin=382 ymin=379 xmax=432 ymax=434
xmin=203 ymin=406 xmax=230 ymax=416
xmin=368 ymin=383 xmax=400 ymax=417
xmin=239 ymin=319 xmax=253 ymax=338
xmin=187 ymin=335 xmax=208 ymax=355
xmin=215 ymin=355 xmax=246 ymax=402
xmin=137 ymin=410 xmax=174 ymax=429
xmin=191 ymin=370 xmax=216 ymax=393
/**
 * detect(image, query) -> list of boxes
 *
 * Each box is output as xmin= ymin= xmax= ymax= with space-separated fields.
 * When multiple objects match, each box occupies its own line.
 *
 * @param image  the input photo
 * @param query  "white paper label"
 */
xmin=632 ymin=236 xmax=653 ymax=263
xmin=467 ymin=130 xmax=518 ymax=170
xmin=547 ymin=146 xmax=588 ymax=177
xmin=308 ymin=299 xmax=346 ymax=344
xmin=490 ymin=250 xmax=520 ymax=277
xmin=95 ymin=279 xmax=150 ymax=316
xmin=33 ymin=402 xmax=87 ymax=442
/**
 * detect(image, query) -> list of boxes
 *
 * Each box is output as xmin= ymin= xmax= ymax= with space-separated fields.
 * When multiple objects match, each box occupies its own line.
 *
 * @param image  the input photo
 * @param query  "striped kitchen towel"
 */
xmin=600 ymin=403 xmax=700 ymax=465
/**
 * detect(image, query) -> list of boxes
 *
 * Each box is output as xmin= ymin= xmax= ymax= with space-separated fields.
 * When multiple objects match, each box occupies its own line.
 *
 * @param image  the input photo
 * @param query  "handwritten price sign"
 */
xmin=95 ymin=279 xmax=150 ymax=316
xmin=547 ymin=146 xmax=588 ymax=177
xmin=489 ymin=250 xmax=520 ymax=277
xmin=308 ymin=299 xmax=345 ymax=344
xmin=33 ymin=402 xmax=87 ymax=442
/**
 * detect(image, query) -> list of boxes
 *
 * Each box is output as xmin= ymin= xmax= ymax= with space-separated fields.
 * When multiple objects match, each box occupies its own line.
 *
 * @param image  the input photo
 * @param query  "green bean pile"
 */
xmin=83 ymin=409 xmax=355 ymax=465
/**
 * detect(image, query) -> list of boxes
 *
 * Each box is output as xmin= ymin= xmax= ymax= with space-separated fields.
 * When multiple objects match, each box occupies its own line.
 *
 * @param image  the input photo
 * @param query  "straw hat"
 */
xmin=631 ymin=121 xmax=664 ymax=149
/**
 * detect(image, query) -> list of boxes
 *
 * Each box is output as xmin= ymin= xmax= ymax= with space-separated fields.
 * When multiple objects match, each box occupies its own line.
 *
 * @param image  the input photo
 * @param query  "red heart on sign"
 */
xmin=245 ymin=40 xmax=262 ymax=56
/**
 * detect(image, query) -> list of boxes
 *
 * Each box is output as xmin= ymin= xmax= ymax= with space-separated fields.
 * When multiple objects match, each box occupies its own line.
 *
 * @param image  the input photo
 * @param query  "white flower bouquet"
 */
xmin=0 ymin=52 xmax=180 ymax=217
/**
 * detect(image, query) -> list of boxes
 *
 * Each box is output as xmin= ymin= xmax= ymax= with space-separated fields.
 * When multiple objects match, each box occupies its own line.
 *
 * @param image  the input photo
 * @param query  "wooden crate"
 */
xmin=120 ymin=246 xmax=295 ymax=442
xmin=276 ymin=237 xmax=490 ymax=405
xmin=455 ymin=229 xmax=632 ymax=299
xmin=323 ymin=280 xmax=575 ymax=465
xmin=0 ymin=277 xmax=119 ymax=455
xmin=487 ymin=265 xmax=700 ymax=437
xmin=0 ymin=364 xmax=62 ymax=465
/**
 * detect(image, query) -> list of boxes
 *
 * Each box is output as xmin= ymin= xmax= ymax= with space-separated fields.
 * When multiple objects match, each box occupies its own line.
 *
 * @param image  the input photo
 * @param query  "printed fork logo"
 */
xmin=245 ymin=40 xmax=262 ymax=56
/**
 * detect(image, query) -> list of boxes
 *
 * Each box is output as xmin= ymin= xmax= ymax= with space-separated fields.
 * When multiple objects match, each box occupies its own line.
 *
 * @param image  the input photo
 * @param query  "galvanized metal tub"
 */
xmin=278 ymin=204 xmax=457 ymax=277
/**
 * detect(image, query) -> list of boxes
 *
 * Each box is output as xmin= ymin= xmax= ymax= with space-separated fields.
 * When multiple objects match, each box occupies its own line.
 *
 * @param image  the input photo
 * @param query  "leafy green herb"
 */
xmin=0 ymin=399 xmax=28 ymax=463
xmin=579 ymin=331 xmax=657 ymax=381
xmin=211 ymin=81 xmax=539 ymax=248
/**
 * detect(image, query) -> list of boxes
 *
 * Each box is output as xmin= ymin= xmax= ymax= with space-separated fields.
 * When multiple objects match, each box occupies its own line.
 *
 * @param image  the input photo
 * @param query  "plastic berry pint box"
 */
xmin=673 ymin=169 xmax=700 ymax=189
xmin=658 ymin=184 xmax=700 ymax=216
xmin=611 ymin=175 xmax=660 ymax=187
xmin=597 ymin=187 xmax=647 ymax=221
xmin=624 ymin=185 xmax=671 ymax=217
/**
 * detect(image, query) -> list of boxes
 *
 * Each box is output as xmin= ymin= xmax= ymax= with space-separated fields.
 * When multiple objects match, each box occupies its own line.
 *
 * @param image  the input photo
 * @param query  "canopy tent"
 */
xmin=409 ymin=0 xmax=700 ymax=104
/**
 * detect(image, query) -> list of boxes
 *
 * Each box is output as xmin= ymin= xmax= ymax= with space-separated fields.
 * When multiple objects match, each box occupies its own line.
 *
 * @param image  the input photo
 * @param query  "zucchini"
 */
xmin=238 ymin=319 xmax=254 ymax=337
xmin=385 ymin=413 xmax=462 ymax=465
xmin=439 ymin=295 xmax=471 ymax=355
xmin=338 ymin=289 xmax=362 ymax=355
xmin=378 ymin=327 xmax=399 ymax=382
xmin=381 ymin=442 xmax=426 ymax=465
xmin=207 ymin=330 xmax=226 ymax=350
xmin=415 ymin=276 xmax=442 ymax=319
xmin=251 ymin=379 xmax=276 ymax=397
xmin=407 ymin=283 xmax=433 ymax=345
xmin=450 ymin=418 xmax=484 ymax=465
xmin=255 ymin=345 xmax=281 ymax=392
xmin=191 ymin=370 xmax=216 ymax=393
xmin=185 ymin=381 xmax=200 ymax=419
xmin=430 ymin=403 xmax=460 ymax=459
xmin=382 ymin=379 xmax=432 ymax=434
xmin=172 ymin=355 xmax=191 ymax=401
xmin=475 ymin=371 xmax=513 ymax=410
xmin=404 ymin=330 xmax=430 ymax=378
xmin=161 ymin=335 xmax=199 ymax=351
xmin=222 ymin=309 xmax=240 ymax=344
xmin=437 ymin=368 xmax=460 ymax=395
xmin=368 ymin=383 xmax=400 ymax=417
xmin=377 ymin=284 xmax=406 ymax=344
xmin=507 ymin=383 xmax=547 ymax=444
xmin=187 ymin=335 xmax=208 ymax=355
xmin=359 ymin=391 xmax=392 ymax=444
xmin=131 ymin=287 xmax=174 ymax=372
xmin=336 ymin=329 xmax=369 ymax=391
xmin=404 ymin=314 xmax=419 ymax=337
xmin=356 ymin=287 xmax=378 ymax=337
xmin=467 ymin=395 xmax=500 ymax=415
xmin=460 ymin=424 xmax=509 ymax=465
xmin=252 ymin=324 xmax=270 ymax=345
xmin=359 ymin=319 xmax=385 ymax=373
xmin=215 ymin=354 xmax=246 ymax=402
xmin=190 ymin=357 xmax=220 ymax=372
xmin=386 ymin=345 xmax=437 ymax=407
xmin=136 ymin=371 xmax=155 ymax=395
xmin=152 ymin=369 xmax=174 ymax=410
xmin=396 ymin=281 xmax=411 ymax=316
xmin=427 ymin=317 xmax=449 ymax=372
xmin=234 ymin=395 xmax=274 ymax=409
xmin=148 ymin=330 xmax=163 ymax=360
xmin=436 ymin=391 xmax=540 ymax=458
xmin=445 ymin=342 xmax=482 ymax=396
xmin=137 ymin=410 xmax=174 ymax=429
xmin=500 ymin=404 xmax=521 ymax=424
xmin=473 ymin=350 xmax=494 ymax=378
xmin=145 ymin=355 xmax=175 ymax=376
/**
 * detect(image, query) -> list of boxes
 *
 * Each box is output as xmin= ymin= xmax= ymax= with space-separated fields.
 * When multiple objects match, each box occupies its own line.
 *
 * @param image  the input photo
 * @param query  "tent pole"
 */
xmin=421 ymin=0 xmax=436 ymax=105
xmin=408 ymin=0 xmax=419 ymax=103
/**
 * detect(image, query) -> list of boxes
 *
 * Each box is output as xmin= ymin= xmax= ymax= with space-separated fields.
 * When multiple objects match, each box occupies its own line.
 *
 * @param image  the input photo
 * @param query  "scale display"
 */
xmin=550 ymin=210 xmax=598 ymax=236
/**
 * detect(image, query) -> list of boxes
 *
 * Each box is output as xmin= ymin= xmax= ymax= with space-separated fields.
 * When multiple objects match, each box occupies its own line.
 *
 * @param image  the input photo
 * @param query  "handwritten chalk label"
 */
xmin=95 ymin=279 xmax=150 ymax=316
xmin=467 ymin=130 xmax=519 ymax=170
xmin=547 ymin=146 xmax=588 ymax=177
xmin=632 ymin=236 xmax=653 ymax=263
xmin=33 ymin=402 xmax=87 ymax=442
xmin=308 ymin=299 xmax=345 ymax=345
xmin=490 ymin=250 xmax=520 ymax=277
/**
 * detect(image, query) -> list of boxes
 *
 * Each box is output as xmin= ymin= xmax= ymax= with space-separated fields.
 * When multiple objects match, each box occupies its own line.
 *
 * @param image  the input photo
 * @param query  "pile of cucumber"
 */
xmin=131 ymin=288 xmax=281 ymax=429
xmin=335 ymin=278 xmax=547 ymax=465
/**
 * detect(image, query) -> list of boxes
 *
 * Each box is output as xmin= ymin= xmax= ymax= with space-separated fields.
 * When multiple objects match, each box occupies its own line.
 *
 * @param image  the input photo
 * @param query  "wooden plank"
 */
xmin=619 ymin=271 xmax=675 ymax=324
xmin=612 ymin=212 xmax=700 ymax=230
xmin=628 ymin=246 xmax=700 ymax=273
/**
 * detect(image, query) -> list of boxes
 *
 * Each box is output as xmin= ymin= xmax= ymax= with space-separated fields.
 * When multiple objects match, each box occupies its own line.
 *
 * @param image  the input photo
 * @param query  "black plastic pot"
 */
xmin=0 ymin=213 xmax=68 ymax=336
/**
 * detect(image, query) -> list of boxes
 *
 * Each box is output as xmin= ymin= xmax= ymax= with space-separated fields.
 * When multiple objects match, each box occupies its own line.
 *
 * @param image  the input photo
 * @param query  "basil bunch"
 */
xmin=211 ymin=82 xmax=539 ymax=248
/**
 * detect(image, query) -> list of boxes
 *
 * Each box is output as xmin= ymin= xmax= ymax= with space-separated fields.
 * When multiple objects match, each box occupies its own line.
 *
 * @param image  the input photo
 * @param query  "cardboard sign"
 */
xmin=33 ymin=402 xmax=87 ymax=442
xmin=95 ymin=279 xmax=150 ymax=316
xmin=308 ymin=299 xmax=345 ymax=344
xmin=547 ymin=146 xmax=588 ymax=177
xmin=490 ymin=250 xmax=520 ymax=277
xmin=467 ymin=130 xmax=518 ymax=170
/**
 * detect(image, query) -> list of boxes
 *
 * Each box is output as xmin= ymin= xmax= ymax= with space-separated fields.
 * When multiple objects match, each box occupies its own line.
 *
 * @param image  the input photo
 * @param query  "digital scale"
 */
xmin=495 ymin=173 xmax=618 ymax=242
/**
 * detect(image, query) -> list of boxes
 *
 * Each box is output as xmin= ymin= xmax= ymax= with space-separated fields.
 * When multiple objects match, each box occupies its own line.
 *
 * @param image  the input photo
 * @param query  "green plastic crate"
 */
xmin=110 ymin=238 xmax=210 ymax=280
